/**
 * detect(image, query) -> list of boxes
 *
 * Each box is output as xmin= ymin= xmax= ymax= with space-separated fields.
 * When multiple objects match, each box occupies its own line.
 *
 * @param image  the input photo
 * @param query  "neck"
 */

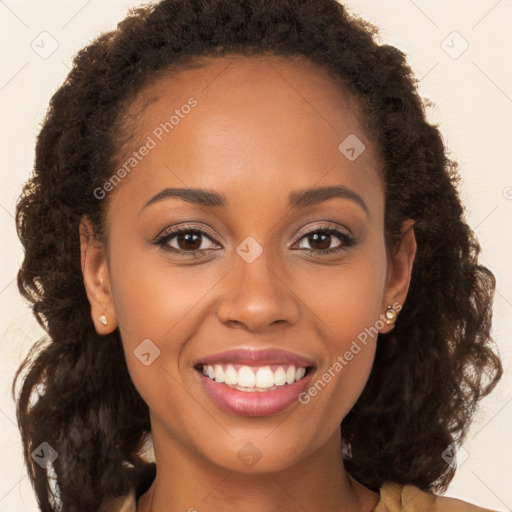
xmin=138 ymin=423 xmax=379 ymax=512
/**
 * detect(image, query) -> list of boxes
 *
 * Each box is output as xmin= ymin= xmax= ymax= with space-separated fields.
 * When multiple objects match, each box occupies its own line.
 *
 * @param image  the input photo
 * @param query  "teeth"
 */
xmin=201 ymin=363 xmax=308 ymax=390
xmin=255 ymin=366 xmax=274 ymax=388
xmin=274 ymin=366 xmax=286 ymax=386
xmin=214 ymin=364 xmax=224 ymax=383
xmin=224 ymin=365 xmax=237 ymax=385
xmin=238 ymin=366 xmax=255 ymax=387
xmin=295 ymin=367 xmax=306 ymax=382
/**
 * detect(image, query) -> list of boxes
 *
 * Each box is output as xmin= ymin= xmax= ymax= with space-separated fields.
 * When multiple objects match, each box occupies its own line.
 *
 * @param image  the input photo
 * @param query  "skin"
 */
xmin=80 ymin=54 xmax=416 ymax=511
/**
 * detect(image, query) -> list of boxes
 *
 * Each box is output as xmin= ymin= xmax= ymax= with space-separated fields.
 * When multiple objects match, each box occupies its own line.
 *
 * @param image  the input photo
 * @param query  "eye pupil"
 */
xmin=178 ymin=232 xmax=201 ymax=251
xmin=309 ymin=232 xmax=331 ymax=250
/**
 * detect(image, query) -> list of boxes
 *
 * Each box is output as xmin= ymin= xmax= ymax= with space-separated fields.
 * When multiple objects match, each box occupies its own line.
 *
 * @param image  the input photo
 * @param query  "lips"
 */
xmin=193 ymin=348 xmax=316 ymax=417
xmin=193 ymin=347 xmax=316 ymax=368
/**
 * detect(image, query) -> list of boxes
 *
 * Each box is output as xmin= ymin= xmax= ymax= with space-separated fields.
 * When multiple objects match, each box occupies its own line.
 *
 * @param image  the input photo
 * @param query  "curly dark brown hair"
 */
xmin=13 ymin=0 xmax=502 ymax=510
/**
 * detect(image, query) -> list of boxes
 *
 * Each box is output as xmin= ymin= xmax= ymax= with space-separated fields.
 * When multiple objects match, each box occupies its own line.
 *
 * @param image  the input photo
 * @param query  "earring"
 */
xmin=385 ymin=306 xmax=397 ymax=326
xmin=98 ymin=314 xmax=108 ymax=326
xmin=342 ymin=437 xmax=353 ymax=461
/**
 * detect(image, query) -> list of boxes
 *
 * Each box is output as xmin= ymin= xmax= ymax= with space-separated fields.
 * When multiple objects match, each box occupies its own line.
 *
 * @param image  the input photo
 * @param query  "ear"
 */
xmin=379 ymin=219 xmax=417 ymax=334
xmin=79 ymin=216 xmax=118 ymax=335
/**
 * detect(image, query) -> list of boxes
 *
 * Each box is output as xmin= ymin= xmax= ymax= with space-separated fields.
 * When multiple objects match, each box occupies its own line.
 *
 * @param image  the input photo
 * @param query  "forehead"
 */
xmin=109 ymin=53 xmax=383 ymax=217
xmin=125 ymin=53 xmax=369 ymax=139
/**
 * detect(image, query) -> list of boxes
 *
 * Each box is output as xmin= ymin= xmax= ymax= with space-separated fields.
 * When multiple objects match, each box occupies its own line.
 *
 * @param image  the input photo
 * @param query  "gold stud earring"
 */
xmin=98 ymin=314 xmax=108 ymax=326
xmin=385 ymin=306 xmax=397 ymax=326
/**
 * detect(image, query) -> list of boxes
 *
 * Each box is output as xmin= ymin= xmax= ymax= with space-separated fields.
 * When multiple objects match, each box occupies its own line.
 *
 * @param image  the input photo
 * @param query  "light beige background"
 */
xmin=1 ymin=1 xmax=511 ymax=510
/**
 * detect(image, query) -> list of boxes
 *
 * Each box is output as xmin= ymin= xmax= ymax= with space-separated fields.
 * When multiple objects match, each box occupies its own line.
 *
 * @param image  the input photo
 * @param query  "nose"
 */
xmin=216 ymin=251 xmax=301 ymax=332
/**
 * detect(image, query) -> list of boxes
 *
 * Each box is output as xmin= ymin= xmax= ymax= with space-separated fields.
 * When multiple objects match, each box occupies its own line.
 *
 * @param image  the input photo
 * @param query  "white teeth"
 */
xmin=274 ymin=366 xmax=286 ymax=385
xmin=255 ymin=366 xmax=274 ymax=388
xmin=214 ymin=364 xmax=224 ymax=383
xmin=202 ymin=363 xmax=308 ymax=390
xmin=238 ymin=366 xmax=255 ymax=387
xmin=224 ymin=365 xmax=238 ymax=385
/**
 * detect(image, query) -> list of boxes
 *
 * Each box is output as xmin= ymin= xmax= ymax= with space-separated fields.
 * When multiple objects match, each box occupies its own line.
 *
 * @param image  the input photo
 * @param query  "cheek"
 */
xmin=107 ymin=242 xmax=230 ymax=404
xmin=109 ymin=243 xmax=218 ymax=342
xmin=305 ymin=250 xmax=387 ymax=345
xmin=297 ymin=247 xmax=387 ymax=419
xmin=299 ymin=279 xmax=380 ymax=432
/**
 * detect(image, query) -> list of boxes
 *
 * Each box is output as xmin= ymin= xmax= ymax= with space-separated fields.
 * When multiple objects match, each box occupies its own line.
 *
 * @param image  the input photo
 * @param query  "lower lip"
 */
xmin=197 ymin=369 xmax=314 ymax=417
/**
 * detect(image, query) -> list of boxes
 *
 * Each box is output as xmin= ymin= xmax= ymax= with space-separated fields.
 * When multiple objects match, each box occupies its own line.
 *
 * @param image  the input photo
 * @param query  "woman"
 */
xmin=13 ymin=0 xmax=503 ymax=510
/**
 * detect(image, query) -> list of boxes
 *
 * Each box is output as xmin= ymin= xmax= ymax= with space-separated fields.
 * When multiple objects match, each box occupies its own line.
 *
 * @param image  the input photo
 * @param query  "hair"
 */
xmin=13 ymin=0 xmax=502 ymax=510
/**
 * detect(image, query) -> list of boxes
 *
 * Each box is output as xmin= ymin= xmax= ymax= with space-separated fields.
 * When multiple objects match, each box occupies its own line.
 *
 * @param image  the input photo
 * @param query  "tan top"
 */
xmin=101 ymin=481 xmax=498 ymax=511
xmin=374 ymin=483 xmax=497 ymax=511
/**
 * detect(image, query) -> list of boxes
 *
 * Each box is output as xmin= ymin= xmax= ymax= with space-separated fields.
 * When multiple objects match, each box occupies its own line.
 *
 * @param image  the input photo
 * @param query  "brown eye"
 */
xmin=294 ymin=226 xmax=355 ymax=255
xmin=155 ymin=226 xmax=220 ymax=254
xmin=174 ymin=231 xmax=203 ymax=251
xmin=305 ymin=232 xmax=335 ymax=251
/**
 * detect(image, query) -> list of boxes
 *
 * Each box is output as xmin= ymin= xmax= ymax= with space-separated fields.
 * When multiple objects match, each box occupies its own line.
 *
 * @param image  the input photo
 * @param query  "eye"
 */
xmin=153 ymin=223 xmax=355 ymax=257
xmin=293 ymin=225 xmax=355 ymax=255
xmin=154 ymin=225 xmax=220 ymax=255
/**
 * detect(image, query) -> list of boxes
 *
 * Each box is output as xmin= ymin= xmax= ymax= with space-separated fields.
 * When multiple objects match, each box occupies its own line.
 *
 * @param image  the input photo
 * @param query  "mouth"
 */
xmin=192 ymin=348 xmax=316 ymax=417
xmin=193 ymin=363 xmax=314 ymax=392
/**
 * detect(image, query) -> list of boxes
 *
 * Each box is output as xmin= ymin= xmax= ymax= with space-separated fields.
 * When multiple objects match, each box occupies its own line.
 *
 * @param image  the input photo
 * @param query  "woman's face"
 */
xmin=81 ymin=54 xmax=415 ymax=474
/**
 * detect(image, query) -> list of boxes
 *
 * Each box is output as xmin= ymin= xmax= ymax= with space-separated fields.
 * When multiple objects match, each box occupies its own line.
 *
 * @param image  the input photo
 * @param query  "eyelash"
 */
xmin=153 ymin=224 xmax=355 ymax=257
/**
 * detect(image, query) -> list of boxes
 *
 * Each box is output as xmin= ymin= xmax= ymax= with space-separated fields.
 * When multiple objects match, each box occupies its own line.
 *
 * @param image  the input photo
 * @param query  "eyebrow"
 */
xmin=142 ymin=185 xmax=369 ymax=215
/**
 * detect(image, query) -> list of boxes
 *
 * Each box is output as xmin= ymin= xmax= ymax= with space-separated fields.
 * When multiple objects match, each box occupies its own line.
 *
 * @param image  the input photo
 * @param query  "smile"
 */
xmin=198 ymin=363 xmax=309 ymax=391
xmin=193 ymin=348 xmax=316 ymax=416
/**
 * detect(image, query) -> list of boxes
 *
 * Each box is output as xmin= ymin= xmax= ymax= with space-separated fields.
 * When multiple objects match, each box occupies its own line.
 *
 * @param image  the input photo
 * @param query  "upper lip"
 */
xmin=194 ymin=348 xmax=316 ymax=368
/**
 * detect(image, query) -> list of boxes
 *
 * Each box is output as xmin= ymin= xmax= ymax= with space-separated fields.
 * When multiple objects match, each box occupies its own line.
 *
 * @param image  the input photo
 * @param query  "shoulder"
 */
xmin=375 ymin=482 xmax=499 ymax=512
xmin=101 ymin=474 xmax=500 ymax=512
